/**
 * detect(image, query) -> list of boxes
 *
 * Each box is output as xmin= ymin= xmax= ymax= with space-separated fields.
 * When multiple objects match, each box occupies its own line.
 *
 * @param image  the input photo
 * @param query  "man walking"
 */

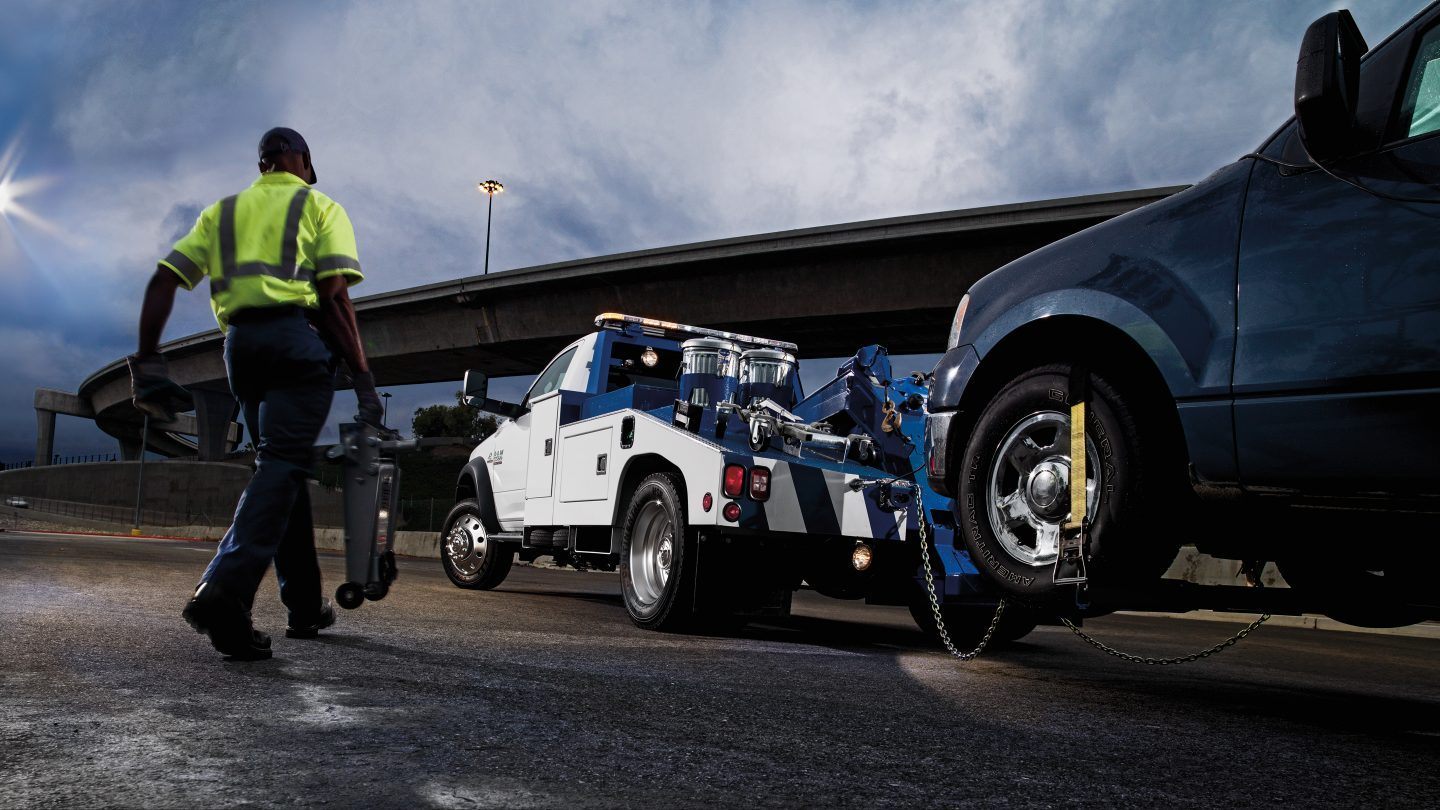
xmin=130 ymin=127 xmax=383 ymax=660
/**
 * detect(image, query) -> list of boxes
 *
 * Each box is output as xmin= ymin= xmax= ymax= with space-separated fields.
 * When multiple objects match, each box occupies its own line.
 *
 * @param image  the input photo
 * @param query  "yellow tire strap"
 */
xmin=1066 ymin=399 xmax=1087 ymax=532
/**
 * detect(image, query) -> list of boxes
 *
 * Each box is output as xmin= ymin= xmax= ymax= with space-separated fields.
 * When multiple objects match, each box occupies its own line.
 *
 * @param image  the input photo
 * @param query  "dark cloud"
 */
xmin=0 ymin=0 xmax=1427 ymax=462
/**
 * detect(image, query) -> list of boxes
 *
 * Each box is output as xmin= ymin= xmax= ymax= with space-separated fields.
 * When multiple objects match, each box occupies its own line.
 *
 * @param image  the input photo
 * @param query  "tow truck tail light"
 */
xmin=749 ymin=467 xmax=770 ymax=501
xmin=723 ymin=464 xmax=746 ymax=498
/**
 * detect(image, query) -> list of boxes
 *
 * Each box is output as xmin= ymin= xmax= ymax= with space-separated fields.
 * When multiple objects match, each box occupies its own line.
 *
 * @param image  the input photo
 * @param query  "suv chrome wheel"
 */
xmin=986 ymin=410 xmax=1101 ymax=567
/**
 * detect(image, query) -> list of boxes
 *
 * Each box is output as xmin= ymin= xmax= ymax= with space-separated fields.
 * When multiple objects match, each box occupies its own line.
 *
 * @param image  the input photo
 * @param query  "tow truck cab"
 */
xmin=479 ymin=328 xmax=688 ymax=533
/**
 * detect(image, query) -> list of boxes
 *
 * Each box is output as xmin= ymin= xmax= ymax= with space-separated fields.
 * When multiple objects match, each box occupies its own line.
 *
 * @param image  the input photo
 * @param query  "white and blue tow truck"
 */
xmin=441 ymin=313 xmax=1036 ymax=642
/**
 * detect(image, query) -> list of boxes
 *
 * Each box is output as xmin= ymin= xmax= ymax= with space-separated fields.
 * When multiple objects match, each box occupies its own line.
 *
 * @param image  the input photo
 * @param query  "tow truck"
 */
xmin=440 ymin=313 xmax=1036 ymax=641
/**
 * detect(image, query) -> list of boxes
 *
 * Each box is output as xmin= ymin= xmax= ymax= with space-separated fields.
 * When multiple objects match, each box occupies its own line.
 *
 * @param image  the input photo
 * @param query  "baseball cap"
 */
xmin=258 ymin=126 xmax=317 ymax=184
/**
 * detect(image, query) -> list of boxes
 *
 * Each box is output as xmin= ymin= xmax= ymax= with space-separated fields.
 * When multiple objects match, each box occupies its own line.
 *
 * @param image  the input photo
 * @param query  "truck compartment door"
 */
xmin=560 ymin=426 xmax=613 ymax=503
xmin=525 ymin=393 xmax=562 ymax=499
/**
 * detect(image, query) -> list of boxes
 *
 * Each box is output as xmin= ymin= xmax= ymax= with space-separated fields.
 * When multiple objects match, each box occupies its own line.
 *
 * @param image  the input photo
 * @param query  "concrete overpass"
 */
xmin=43 ymin=186 xmax=1182 ymax=461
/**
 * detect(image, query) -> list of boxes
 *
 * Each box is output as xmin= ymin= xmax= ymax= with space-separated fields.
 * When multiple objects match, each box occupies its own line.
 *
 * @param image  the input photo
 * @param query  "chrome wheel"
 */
xmin=628 ymin=499 xmax=675 ymax=608
xmin=445 ymin=513 xmax=488 ymax=578
xmin=987 ymin=410 xmax=1101 ymax=568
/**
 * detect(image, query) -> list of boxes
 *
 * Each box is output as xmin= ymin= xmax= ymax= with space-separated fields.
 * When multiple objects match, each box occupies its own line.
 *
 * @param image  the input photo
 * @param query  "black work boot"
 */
xmin=285 ymin=597 xmax=337 ymax=639
xmin=182 ymin=582 xmax=273 ymax=661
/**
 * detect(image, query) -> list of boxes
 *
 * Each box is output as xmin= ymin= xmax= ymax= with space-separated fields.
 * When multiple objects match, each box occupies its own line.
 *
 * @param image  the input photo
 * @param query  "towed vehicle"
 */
xmin=925 ymin=5 xmax=1440 ymax=628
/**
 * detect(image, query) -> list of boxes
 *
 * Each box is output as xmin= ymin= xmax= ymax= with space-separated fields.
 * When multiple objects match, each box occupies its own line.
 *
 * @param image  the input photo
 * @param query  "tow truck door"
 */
xmin=520 ymin=344 xmax=582 ymax=525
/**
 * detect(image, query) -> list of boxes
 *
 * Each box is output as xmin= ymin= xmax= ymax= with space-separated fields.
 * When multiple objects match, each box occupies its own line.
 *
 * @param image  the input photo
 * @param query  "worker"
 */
xmin=129 ymin=127 xmax=383 ymax=660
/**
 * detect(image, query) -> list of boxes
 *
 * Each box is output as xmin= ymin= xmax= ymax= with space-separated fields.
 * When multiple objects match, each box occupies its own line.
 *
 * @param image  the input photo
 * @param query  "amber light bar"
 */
xmin=594 ymin=312 xmax=799 ymax=352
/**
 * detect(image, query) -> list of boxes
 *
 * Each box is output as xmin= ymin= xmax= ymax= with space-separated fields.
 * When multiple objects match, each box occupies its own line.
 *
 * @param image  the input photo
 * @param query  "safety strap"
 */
xmin=1054 ymin=366 xmax=1090 ymax=586
xmin=211 ymin=188 xmax=315 ymax=295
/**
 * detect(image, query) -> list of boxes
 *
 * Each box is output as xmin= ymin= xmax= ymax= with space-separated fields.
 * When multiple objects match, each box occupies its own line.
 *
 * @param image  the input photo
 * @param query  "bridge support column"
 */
xmin=34 ymin=409 xmax=56 ymax=467
xmin=192 ymin=390 xmax=238 ymax=462
xmin=118 ymin=435 xmax=142 ymax=461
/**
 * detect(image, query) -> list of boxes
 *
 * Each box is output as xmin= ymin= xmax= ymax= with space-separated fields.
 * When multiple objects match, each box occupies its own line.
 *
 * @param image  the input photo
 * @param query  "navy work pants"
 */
xmin=201 ymin=308 xmax=334 ymax=619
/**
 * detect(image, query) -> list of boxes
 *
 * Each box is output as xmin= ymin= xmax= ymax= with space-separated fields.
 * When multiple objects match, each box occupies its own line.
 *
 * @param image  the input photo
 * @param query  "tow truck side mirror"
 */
xmin=462 ymin=370 xmax=488 ymax=407
xmin=1294 ymin=9 xmax=1367 ymax=163
xmin=462 ymin=369 xmax=528 ymax=419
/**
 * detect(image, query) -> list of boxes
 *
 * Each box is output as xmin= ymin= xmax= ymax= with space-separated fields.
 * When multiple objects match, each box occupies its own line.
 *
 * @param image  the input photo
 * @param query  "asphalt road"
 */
xmin=2 ymin=530 xmax=1438 ymax=808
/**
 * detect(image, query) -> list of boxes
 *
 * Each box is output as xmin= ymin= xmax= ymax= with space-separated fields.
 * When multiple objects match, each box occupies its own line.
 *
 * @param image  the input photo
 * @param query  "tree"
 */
xmin=412 ymin=392 xmax=500 ymax=443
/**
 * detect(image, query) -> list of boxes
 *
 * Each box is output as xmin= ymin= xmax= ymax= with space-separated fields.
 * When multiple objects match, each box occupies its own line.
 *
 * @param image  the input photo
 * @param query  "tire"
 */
xmin=619 ymin=472 xmax=697 ymax=631
xmin=956 ymin=364 xmax=1177 ymax=604
xmin=907 ymin=597 xmax=1038 ymax=647
xmin=441 ymin=498 xmax=514 ymax=590
xmin=1278 ymin=557 xmax=1429 ymax=628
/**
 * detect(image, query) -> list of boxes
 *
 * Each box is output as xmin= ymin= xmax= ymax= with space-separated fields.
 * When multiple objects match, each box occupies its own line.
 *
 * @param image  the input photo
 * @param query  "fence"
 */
xmin=398 ymin=498 xmax=448 ymax=534
xmin=1 ymin=453 xmax=120 ymax=471
xmin=1 ymin=494 xmax=226 ymax=529
xmin=1 ymin=491 xmax=442 ymax=534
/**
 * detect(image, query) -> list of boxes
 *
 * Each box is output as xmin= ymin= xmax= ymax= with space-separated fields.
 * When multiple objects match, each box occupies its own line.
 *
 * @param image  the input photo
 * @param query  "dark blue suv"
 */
xmin=925 ymin=6 xmax=1440 ymax=628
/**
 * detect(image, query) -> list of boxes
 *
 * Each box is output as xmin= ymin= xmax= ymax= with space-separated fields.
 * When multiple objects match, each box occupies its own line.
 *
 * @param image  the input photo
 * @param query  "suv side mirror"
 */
xmin=462 ymin=369 xmax=488 ymax=406
xmin=1294 ymin=9 xmax=1368 ymax=163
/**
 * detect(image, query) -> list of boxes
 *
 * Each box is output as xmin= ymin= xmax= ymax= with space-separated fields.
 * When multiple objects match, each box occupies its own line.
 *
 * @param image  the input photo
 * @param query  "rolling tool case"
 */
xmin=327 ymin=422 xmax=416 ymax=609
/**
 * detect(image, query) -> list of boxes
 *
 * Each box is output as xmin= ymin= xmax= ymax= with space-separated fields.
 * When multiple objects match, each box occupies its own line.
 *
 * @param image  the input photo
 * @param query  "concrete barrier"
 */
xmin=312 ymin=527 xmax=440 ymax=559
xmin=0 ymin=462 xmax=346 ymax=527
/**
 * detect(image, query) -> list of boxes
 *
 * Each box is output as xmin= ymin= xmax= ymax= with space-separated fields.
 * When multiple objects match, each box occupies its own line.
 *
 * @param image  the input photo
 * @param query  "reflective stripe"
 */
xmin=315 ymin=255 xmax=361 ymax=273
xmin=280 ymin=187 xmax=311 ymax=281
xmin=218 ymin=195 xmax=238 ymax=280
xmin=163 ymin=249 xmax=203 ymax=286
xmin=212 ymin=189 xmax=321 ymax=297
xmin=210 ymin=263 xmax=316 ymax=295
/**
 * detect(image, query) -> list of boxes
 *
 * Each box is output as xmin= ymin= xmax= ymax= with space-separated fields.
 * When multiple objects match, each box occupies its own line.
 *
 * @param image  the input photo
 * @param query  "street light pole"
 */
xmin=477 ymin=179 xmax=504 ymax=275
xmin=381 ymin=392 xmax=392 ymax=427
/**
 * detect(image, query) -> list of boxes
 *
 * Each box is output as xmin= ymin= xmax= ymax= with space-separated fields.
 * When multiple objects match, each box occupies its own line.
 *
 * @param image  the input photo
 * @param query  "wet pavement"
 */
xmin=2 ymin=530 xmax=1438 ymax=808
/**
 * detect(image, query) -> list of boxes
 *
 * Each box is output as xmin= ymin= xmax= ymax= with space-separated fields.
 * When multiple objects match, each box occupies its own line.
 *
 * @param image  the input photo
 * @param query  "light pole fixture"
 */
xmin=477 ymin=179 xmax=504 ymax=275
xmin=381 ymin=391 xmax=392 ymax=427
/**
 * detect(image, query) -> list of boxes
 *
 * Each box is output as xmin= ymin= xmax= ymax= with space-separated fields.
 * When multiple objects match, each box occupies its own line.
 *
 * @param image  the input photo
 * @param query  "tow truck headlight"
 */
xmin=722 ymin=464 xmax=746 ymax=498
xmin=749 ymin=467 xmax=770 ymax=501
xmin=641 ymin=347 xmax=659 ymax=367
xmin=947 ymin=294 xmax=970 ymax=350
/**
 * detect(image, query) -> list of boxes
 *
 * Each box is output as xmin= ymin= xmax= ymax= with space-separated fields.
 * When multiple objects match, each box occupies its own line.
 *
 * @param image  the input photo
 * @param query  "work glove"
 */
xmin=128 ymin=352 xmax=193 ymax=422
xmin=353 ymin=371 xmax=386 ymax=430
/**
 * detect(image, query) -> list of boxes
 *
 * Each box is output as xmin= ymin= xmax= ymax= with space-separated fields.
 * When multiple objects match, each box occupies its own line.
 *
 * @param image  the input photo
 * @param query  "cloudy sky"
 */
xmin=0 ymin=0 xmax=1423 ymax=462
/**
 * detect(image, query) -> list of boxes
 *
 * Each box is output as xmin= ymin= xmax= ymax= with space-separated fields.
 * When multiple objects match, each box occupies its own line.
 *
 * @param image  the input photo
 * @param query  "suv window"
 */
xmin=1398 ymin=25 xmax=1440 ymax=139
xmin=524 ymin=346 xmax=578 ymax=405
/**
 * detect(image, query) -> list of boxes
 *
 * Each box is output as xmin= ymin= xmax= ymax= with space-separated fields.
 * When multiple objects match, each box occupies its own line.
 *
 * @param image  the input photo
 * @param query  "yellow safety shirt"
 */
xmin=159 ymin=172 xmax=363 ymax=330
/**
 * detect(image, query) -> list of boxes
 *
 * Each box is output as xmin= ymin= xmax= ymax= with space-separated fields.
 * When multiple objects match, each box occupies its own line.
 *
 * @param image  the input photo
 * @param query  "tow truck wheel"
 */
xmin=907 ymin=598 xmax=1038 ymax=647
xmin=957 ymin=364 xmax=1176 ymax=604
xmin=441 ymin=499 xmax=514 ymax=590
xmin=620 ymin=472 xmax=697 ymax=631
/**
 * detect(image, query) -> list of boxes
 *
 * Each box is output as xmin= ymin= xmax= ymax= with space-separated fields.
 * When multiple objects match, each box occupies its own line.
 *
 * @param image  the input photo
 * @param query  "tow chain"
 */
xmin=915 ymin=485 xmax=1007 ymax=660
xmin=1059 ymin=613 xmax=1270 ymax=665
xmin=910 ymin=457 xmax=1269 ymax=665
